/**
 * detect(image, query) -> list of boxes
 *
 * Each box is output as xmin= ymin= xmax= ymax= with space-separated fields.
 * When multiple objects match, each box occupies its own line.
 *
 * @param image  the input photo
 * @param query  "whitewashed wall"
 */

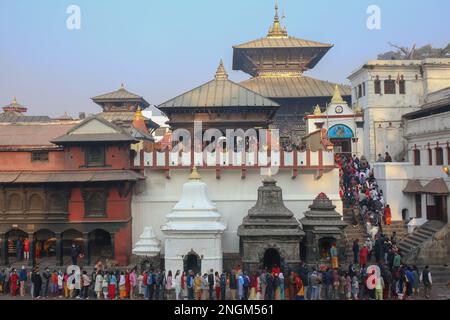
xmin=132 ymin=168 xmax=341 ymax=254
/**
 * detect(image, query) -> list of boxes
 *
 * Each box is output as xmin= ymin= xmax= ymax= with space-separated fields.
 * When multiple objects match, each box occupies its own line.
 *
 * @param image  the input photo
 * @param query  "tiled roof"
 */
xmin=0 ymin=113 xmax=52 ymax=123
xmin=51 ymin=115 xmax=137 ymax=144
xmin=233 ymin=36 xmax=332 ymax=49
xmin=0 ymin=123 xmax=75 ymax=147
xmin=91 ymin=85 xmax=150 ymax=107
xmin=0 ymin=170 xmax=145 ymax=183
xmin=239 ymin=75 xmax=351 ymax=98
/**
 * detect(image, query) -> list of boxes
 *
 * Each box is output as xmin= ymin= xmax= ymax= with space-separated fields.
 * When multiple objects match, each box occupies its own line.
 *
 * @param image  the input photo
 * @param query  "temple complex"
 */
xmin=234 ymin=4 xmax=351 ymax=145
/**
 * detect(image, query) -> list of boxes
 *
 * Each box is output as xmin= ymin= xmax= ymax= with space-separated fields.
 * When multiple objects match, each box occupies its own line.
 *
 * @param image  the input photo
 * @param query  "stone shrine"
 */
xmin=237 ymin=175 xmax=304 ymax=273
xmin=300 ymin=193 xmax=348 ymax=265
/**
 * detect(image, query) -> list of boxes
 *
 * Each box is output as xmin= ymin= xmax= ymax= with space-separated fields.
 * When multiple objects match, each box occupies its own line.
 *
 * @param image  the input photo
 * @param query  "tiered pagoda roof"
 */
xmin=233 ymin=4 xmax=333 ymax=77
xmin=157 ymin=60 xmax=279 ymax=114
xmin=91 ymin=83 xmax=150 ymax=111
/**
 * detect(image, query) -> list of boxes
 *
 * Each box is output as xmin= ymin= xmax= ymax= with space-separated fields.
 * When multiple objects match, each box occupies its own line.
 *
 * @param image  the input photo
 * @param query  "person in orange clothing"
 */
xmin=23 ymin=238 xmax=30 ymax=260
xmin=384 ymin=204 xmax=392 ymax=226
xmin=35 ymin=241 xmax=41 ymax=259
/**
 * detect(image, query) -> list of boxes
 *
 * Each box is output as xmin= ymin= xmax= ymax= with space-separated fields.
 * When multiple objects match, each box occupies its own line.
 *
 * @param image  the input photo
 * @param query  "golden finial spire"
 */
xmin=133 ymin=106 xmax=145 ymax=121
xmin=353 ymin=102 xmax=362 ymax=114
xmin=267 ymin=2 xmax=288 ymax=38
xmin=215 ymin=59 xmax=228 ymax=81
xmin=331 ymin=85 xmax=345 ymax=104
xmin=313 ymin=104 xmax=322 ymax=115
xmin=12 ymin=97 xmax=17 ymax=104
xmin=189 ymin=166 xmax=201 ymax=180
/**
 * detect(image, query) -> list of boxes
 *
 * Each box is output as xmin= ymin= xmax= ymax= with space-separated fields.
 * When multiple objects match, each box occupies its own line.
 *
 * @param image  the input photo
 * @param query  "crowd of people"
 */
xmin=336 ymin=153 xmax=391 ymax=238
xmin=0 ymin=261 xmax=434 ymax=300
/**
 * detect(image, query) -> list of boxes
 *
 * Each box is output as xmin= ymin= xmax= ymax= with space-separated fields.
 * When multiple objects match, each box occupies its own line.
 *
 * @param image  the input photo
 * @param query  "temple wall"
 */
xmin=132 ymin=168 xmax=341 ymax=255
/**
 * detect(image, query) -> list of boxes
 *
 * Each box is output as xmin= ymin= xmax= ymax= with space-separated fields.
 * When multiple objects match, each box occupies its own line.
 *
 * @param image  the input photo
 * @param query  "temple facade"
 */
xmin=233 ymin=5 xmax=351 ymax=145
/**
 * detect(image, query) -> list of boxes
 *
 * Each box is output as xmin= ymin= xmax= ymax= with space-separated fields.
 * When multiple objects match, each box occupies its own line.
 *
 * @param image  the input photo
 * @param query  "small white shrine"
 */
xmin=132 ymin=226 xmax=161 ymax=257
xmin=161 ymin=167 xmax=226 ymax=274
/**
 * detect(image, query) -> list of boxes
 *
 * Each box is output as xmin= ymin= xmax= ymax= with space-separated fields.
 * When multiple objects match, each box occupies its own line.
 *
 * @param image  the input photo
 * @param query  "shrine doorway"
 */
xmin=184 ymin=250 xmax=201 ymax=275
xmin=263 ymin=248 xmax=281 ymax=271
xmin=318 ymin=237 xmax=336 ymax=261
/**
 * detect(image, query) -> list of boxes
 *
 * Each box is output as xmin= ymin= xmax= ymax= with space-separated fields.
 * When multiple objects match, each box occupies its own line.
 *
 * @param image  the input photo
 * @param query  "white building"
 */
xmin=348 ymin=58 xmax=450 ymax=162
xmin=304 ymin=85 xmax=364 ymax=156
xmin=132 ymin=149 xmax=341 ymax=263
xmin=374 ymin=87 xmax=450 ymax=225
xmin=160 ymin=167 xmax=226 ymax=274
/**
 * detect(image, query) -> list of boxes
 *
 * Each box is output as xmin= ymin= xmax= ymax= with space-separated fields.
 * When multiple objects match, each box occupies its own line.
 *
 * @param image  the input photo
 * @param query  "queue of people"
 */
xmin=0 ymin=260 xmax=434 ymax=300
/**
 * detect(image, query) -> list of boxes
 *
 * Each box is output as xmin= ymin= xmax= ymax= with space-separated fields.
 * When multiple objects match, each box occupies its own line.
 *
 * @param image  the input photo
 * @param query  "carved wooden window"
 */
xmin=84 ymin=190 xmax=107 ymax=217
xmin=399 ymin=77 xmax=406 ymax=94
xmin=428 ymin=148 xmax=433 ymax=166
xmin=436 ymin=147 xmax=444 ymax=166
xmin=7 ymin=193 xmax=22 ymax=211
xmin=357 ymin=85 xmax=362 ymax=98
xmin=374 ymin=77 xmax=381 ymax=94
xmin=31 ymin=151 xmax=49 ymax=162
xmin=413 ymin=149 xmax=420 ymax=166
xmin=384 ymin=79 xmax=396 ymax=94
xmin=85 ymin=146 xmax=105 ymax=167
xmin=29 ymin=194 xmax=44 ymax=211
xmin=49 ymin=193 xmax=66 ymax=212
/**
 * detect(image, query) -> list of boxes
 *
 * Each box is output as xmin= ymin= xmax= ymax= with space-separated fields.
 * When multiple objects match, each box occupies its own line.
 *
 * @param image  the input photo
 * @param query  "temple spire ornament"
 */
xmin=214 ymin=59 xmax=228 ymax=81
xmin=189 ymin=166 xmax=201 ymax=180
xmin=313 ymin=104 xmax=322 ymax=115
xmin=267 ymin=2 xmax=288 ymax=38
xmin=331 ymin=85 xmax=345 ymax=104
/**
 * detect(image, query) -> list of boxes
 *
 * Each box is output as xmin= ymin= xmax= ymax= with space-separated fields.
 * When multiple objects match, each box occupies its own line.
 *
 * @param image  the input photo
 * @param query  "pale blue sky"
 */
xmin=1 ymin=0 xmax=449 ymax=117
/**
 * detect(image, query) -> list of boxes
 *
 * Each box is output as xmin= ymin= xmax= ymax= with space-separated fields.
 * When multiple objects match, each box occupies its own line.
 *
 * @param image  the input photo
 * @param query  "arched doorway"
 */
xmin=327 ymin=124 xmax=354 ymax=155
xmin=34 ymin=229 xmax=56 ymax=262
xmin=62 ymin=229 xmax=84 ymax=264
xmin=89 ymin=229 xmax=112 ymax=259
xmin=318 ymin=237 xmax=337 ymax=261
xmin=6 ymin=229 xmax=28 ymax=262
xmin=263 ymin=248 xmax=281 ymax=271
xmin=183 ymin=250 xmax=201 ymax=275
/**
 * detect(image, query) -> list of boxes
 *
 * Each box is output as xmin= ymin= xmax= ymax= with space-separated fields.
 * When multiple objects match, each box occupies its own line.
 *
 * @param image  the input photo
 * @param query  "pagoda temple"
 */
xmin=157 ymin=60 xmax=279 ymax=135
xmin=233 ymin=4 xmax=351 ymax=144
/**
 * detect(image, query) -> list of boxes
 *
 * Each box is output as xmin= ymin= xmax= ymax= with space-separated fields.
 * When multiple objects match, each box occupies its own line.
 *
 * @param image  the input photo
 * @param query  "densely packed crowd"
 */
xmin=0 ymin=261 xmax=434 ymax=300
xmin=336 ymin=153 xmax=392 ymax=237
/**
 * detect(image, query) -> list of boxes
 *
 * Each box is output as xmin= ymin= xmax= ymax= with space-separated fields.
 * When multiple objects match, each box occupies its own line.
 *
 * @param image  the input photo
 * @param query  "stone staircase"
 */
xmin=397 ymin=220 xmax=445 ymax=260
xmin=342 ymin=209 xmax=408 ymax=262
xmin=428 ymin=265 xmax=450 ymax=286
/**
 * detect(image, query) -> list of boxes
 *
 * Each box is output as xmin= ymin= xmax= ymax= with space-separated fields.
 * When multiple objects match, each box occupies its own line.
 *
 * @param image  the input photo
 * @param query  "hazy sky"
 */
xmin=1 ymin=0 xmax=449 ymax=117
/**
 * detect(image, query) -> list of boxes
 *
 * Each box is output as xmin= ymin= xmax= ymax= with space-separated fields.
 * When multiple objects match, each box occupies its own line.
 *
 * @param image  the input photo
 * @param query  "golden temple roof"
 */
xmin=239 ymin=75 xmax=351 ymax=98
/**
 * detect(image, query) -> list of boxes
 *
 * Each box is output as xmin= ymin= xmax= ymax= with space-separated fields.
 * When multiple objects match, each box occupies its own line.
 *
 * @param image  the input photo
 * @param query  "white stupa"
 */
xmin=132 ymin=226 xmax=161 ymax=257
xmin=161 ymin=167 xmax=226 ymax=274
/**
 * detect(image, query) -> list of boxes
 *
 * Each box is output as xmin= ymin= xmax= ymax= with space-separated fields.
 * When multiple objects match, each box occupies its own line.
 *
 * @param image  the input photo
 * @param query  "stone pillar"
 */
xmin=82 ymin=233 xmax=91 ymax=266
xmin=0 ymin=233 xmax=8 ymax=266
xmin=28 ymin=233 xmax=35 ymax=267
xmin=110 ymin=233 xmax=116 ymax=259
xmin=55 ymin=232 xmax=63 ymax=266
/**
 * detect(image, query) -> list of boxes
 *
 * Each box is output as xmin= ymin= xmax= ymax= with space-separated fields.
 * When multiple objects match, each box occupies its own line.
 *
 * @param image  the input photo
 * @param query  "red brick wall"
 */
xmin=0 ymin=150 xmax=65 ymax=171
xmin=0 ymin=145 xmax=131 ymax=171
xmin=68 ymin=187 xmax=131 ymax=221
xmin=114 ymin=222 xmax=132 ymax=265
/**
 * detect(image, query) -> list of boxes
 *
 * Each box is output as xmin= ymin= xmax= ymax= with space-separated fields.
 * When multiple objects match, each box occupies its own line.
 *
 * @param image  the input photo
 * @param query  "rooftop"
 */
xmin=91 ymin=84 xmax=150 ymax=108
xmin=239 ymin=75 xmax=351 ymax=99
xmin=158 ymin=61 xmax=279 ymax=110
